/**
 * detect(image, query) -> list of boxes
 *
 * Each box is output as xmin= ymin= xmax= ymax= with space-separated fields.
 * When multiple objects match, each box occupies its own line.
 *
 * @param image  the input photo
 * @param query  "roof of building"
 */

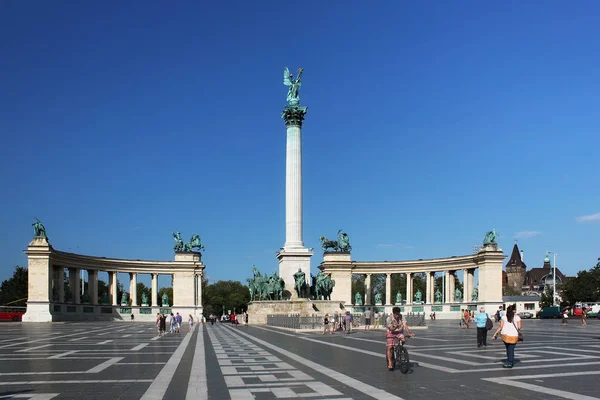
xmin=502 ymin=296 xmax=542 ymax=302
xmin=505 ymin=244 xmax=527 ymax=270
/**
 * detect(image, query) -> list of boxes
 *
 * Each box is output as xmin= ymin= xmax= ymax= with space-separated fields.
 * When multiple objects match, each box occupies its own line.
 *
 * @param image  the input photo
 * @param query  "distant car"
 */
xmin=518 ymin=311 xmax=533 ymax=319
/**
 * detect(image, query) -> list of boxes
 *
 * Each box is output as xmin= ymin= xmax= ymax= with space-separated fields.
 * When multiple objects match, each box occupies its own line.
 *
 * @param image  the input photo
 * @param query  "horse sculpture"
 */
xmin=320 ymin=230 xmax=351 ymax=252
xmin=184 ymin=234 xmax=205 ymax=252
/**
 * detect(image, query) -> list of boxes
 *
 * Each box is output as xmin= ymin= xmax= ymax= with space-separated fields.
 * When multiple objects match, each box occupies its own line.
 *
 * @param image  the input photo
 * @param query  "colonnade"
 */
xmin=23 ymin=237 xmax=205 ymax=322
xmin=358 ymin=268 xmax=477 ymax=306
xmin=319 ymin=245 xmax=505 ymax=312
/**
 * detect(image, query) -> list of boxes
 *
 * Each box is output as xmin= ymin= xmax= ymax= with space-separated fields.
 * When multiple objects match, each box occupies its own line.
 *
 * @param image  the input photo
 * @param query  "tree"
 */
xmin=540 ymin=285 xmax=555 ymax=308
xmin=203 ymin=280 xmax=250 ymax=316
xmin=0 ymin=266 xmax=28 ymax=306
xmin=351 ymin=275 xmax=366 ymax=301
xmin=560 ymin=258 xmax=600 ymax=305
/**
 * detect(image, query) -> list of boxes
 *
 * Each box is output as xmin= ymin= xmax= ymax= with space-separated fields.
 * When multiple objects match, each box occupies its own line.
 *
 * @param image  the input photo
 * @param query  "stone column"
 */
xmin=70 ymin=268 xmax=81 ymax=304
xmin=449 ymin=271 xmax=456 ymax=303
xmin=110 ymin=272 xmax=118 ymax=306
xmin=130 ymin=273 xmax=137 ymax=306
xmin=425 ymin=272 xmax=432 ymax=304
xmin=151 ymin=273 xmax=158 ymax=307
xmin=277 ymin=105 xmax=312 ymax=299
xmin=405 ymin=273 xmax=412 ymax=305
xmin=57 ymin=267 xmax=65 ymax=303
xmin=463 ymin=269 xmax=470 ymax=303
xmin=197 ymin=274 xmax=203 ymax=308
xmin=23 ymin=238 xmax=54 ymax=322
xmin=444 ymin=271 xmax=450 ymax=304
xmin=365 ymin=274 xmax=372 ymax=305
xmin=385 ymin=273 xmax=392 ymax=305
xmin=89 ymin=270 xmax=98 ymax=305
xmin=468 ymin=269 xmax=475 ymax=302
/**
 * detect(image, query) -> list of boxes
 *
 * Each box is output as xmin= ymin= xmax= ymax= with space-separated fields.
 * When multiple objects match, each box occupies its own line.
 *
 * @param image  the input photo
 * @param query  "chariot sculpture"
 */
xmin=320 ymin=230 xmax=352 ymax=252
xmin=173 ymin=232 xmax=205 ymax=253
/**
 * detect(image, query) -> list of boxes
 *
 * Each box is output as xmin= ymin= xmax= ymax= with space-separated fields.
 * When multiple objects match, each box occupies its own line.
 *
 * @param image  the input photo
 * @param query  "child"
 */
xmin=323 ymin=313 xmax=330 ymax=334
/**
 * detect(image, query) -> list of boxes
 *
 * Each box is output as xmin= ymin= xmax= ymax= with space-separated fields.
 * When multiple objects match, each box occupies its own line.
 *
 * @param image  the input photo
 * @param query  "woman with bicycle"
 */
xmin=386 ymin=306 xmax=415 ymax=371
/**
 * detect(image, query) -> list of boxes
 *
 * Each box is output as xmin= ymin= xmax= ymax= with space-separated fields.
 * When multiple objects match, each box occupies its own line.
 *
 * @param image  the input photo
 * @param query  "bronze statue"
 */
xmin=32 ymin=219 xmax=48 ymax=239
xmin=293 ymin=268 xmax=306 ymax=297
xmin=483 ymin=229 xmax=497 ymax=246
xmin=162 ymin=293 xmax=170 ymax=307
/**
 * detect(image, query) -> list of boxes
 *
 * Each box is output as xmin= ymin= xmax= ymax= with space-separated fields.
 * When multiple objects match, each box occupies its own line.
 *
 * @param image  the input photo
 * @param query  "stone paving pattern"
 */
xmin=0 ymin=318 xmax=599 ymax=399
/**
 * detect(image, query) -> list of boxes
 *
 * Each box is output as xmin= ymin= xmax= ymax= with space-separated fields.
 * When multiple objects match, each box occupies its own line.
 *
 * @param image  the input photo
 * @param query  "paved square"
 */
xmin=0 ymin=319 xmax=599 ymax=399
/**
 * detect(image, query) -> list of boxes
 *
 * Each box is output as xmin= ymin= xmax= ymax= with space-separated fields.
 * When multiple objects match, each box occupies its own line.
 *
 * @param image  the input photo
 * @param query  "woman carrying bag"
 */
xmin=492 ymin=304 xmax=522 ymax=368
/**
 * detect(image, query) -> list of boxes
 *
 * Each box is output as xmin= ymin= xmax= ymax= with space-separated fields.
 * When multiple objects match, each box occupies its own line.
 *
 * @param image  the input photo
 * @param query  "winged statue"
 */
xmin=283 ymin=67 xmax=304 ymax=106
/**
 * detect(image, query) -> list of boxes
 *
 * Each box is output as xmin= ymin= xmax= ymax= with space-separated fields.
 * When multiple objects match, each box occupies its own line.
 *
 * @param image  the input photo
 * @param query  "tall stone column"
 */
xmin=57 ymin=267 xmax=65 ymax=303
xmin=405 ymin=273 xmax=412 ymax=305
xmin=385 ymin=273 xmax=392 ymax=305
xmin=444 ymin=271 xmax=450 ymax=304
xmin=449 ymin=271 xmax=456 ymax=303
xmin=463 ymin=269 xmax=470 ymax=303
xmin=365 ymin=274 xmax=372 ymax=305
xmin=425 ymin=272 xmax=432 ymax=304
xmin=70 ymin=268 xmax=81 ymax=304
xmin=151 ymin=273 xmax=158 ymax=307
xmin=197 ymin=274 xmax=203 ymax=309
xmin=110 ymin=272 xmax=118 ymax=306
xmin=130 ymin=273 xmax=137 ymax=306
xmin=88 ymin=270 xmax=98 ymax=305
xmin=277 ymin=104 xmax=313 ymax=299
xmin=468 ymin=270 xmax=475 ymax=302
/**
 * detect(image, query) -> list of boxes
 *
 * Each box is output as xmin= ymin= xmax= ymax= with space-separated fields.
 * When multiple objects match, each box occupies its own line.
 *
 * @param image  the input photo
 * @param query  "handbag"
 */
xmin=485 ymin=316 xmax=493 ymax=331
xmin=512 ymin=321 xmax=523 ymax=342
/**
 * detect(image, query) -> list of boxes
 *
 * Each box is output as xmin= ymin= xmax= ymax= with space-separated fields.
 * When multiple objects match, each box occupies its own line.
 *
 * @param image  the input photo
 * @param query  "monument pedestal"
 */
xmin=277 ymin=248 xmax=313 ymax=299
xmin=248 ymin=299 xmax=345 ymax=325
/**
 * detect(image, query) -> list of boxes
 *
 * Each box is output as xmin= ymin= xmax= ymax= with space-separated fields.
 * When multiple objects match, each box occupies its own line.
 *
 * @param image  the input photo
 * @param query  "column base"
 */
xmin=277 ymin=248 xmax=313 ymax=300
xmin=22 ymin=301 xmax=54 ymax=322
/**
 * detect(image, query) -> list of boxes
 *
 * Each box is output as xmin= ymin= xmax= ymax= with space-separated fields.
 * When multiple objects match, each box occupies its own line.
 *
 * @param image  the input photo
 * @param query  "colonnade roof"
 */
xmin=322 ymin=250 xmax=505 ymax=274
xmin=48 ymin=249 xmax=204 ymax=274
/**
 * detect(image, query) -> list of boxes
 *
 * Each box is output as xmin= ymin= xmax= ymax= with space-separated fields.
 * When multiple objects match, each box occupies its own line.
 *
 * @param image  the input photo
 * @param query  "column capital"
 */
xmin=282 ymin=105 xmax=308 ymax=127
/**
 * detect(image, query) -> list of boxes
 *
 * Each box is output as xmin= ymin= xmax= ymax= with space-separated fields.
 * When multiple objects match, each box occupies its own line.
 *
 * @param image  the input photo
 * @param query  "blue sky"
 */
xmin=1 ymin=2 xmax=599 ymax=287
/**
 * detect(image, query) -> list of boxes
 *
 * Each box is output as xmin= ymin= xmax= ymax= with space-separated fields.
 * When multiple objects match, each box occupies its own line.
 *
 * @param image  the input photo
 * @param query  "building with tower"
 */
xmin=504 ymin=245 xmax=569 ymax=296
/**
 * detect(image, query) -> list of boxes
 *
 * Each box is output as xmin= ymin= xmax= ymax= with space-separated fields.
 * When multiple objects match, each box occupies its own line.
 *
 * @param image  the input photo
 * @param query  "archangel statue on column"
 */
xmin=283 ymin=67 xmax=304 ymax=106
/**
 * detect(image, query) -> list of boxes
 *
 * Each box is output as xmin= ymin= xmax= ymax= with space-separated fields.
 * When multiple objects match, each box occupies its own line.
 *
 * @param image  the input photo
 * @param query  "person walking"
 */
xmin=332 ymin=311 xmax=339 ymax=332
xmin=344 ymin=311 xmax=352 ymax=334
xmin=474 ymin=307 xmax=490 ymax=347
xmin=323 ymin=313 xmax=331 ymax=334
xmin=582 ymin=308 xmax=588 ymax=326
xmin=492 ymin=305 xmax=522 ymax=368
xmin=364 ymin=308 xmax=372 ymax=330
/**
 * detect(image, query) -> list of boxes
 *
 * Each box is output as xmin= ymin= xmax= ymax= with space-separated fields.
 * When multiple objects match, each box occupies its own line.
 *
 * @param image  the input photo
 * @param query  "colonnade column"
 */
xmin=88 ymin=270 xmax=98 ymax=305
xmin=69 ymin=268 xmax=81 ymax=304
xmin=463 ymin=269 xmax=470 ymax=303
xmin=57 ymin=267 xmax=65 ymax=303
xmin=405 ymin=273 xmax=412 ymax=305
xmin=109 ymin=272 xmax=118 ymax=305
xmin=365 ymin=274 xmax=372 ymax=305
xmin=130 ymin=273 xmax=138 ymax=306
xmin=444 ymin=271 xmax=450 ymax=304
xmin=197 ymin=274 xmax=203 ymax=308
xmin=151 ymin=273 xmax=158 ymax=307
xmin=385 ymin=273 xmax=392 ymax=305
xmin=425 ymin=272 xmax=432 ymax=304
xmin=449 ymin=271 xmax=456 ymax=303
xmin=469 ymin=269 xmax=476 ymax=301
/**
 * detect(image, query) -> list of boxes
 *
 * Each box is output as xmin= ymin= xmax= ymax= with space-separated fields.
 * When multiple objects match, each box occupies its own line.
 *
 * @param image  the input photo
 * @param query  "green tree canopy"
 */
xmin=560 ymin=258 xmax=600 ymax=305
xmin=0 ymin=266 xmax=28 ymax=306
xmin=203 ymin=280 xmax=250 ymax=316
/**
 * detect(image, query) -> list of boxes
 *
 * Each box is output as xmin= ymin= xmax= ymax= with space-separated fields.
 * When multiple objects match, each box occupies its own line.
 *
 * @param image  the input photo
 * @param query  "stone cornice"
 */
xmin=321 ymin=250 xmax=506 ymax=274
xmin=31 ymin=248 xmax=205 ymax=274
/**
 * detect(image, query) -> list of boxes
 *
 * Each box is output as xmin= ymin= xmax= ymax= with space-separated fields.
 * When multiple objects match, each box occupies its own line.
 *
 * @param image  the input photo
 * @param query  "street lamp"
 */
xmin=549 ymin=252 xmax=557 ymax=307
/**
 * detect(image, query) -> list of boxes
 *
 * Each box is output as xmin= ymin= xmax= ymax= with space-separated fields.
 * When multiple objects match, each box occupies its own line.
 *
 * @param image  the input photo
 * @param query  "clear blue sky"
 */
xmin=1 ymin=2 xmax=599 ymax=286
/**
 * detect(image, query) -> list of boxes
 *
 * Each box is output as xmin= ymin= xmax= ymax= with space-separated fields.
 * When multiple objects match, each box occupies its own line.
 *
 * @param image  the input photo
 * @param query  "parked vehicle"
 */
xmin=539 ymin=306 xmax=561 ymax=319
xmin=0 ymin=306 xmax=25 ymax=321
xmin=517 ymin=311 xmax=533 ymax=319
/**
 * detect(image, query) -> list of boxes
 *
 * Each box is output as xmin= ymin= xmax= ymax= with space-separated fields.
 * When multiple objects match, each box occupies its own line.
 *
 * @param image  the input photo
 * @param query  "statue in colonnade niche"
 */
xmin=483 ymin=229 xmax=497 ymax=246
xmin=435 ymin=289 xmax=442 ymax=303
xmin=120 ymin=292 xmax=129 ymax=306
xmin=162 ymin=293 xmax=170 ymax=307
xmin=454 ymin=288 xmax=462 ymax=302
xmin=395 ymin=291 xmax=402 ymax=304
xmin=414 ymin=290 xmax=422 ymax=303
xmin=355 ymin=292 xmax=362 ymax=305
xmin=141 ymin=292 xmax=149 ymax=306
xmin=374 ymin=292 xmax=382 ymax=305
xmin=472 ymin=288 xmax=478 ymax=302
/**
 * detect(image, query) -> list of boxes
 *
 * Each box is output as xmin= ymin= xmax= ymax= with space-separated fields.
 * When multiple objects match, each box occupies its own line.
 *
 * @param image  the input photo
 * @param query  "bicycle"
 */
xmin=386 ymin=336 xmax=411 ymax=373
